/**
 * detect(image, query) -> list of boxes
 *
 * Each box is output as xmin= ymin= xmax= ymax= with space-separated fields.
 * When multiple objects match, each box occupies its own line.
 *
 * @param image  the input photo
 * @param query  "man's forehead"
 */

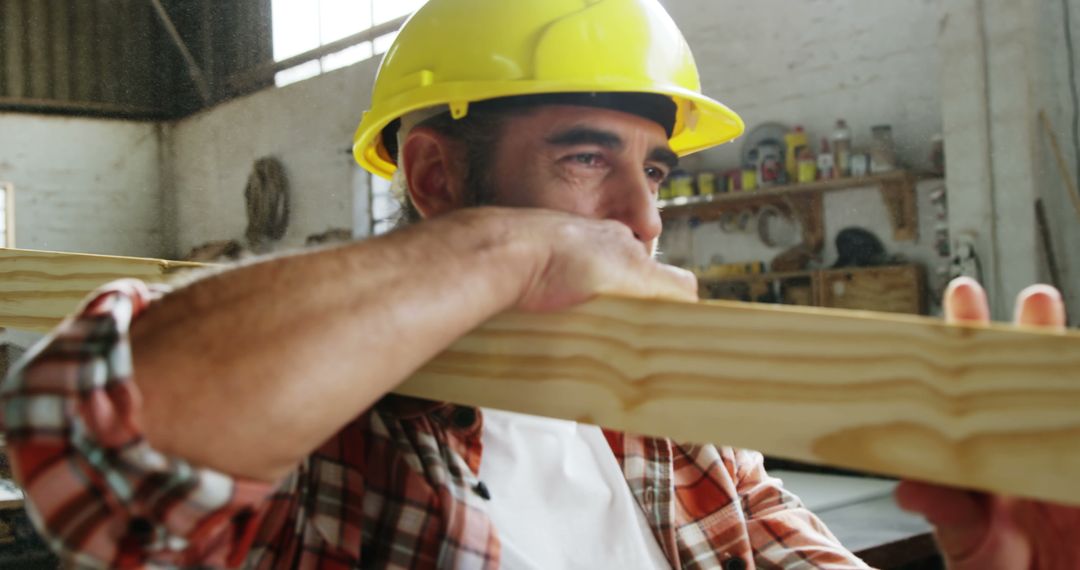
xmin=512 ymin=104 xmax=672 ymax=145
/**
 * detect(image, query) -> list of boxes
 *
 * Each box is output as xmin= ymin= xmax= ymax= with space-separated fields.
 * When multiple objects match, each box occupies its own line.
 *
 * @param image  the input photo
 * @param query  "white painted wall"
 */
xmin=939 ymin=0 xmax=1080 ymax=322
xmin=668 ymin=0 xmax=944 ymax=174
xmin=0 ymin=113 xmax=165 ymax=257
xmin=1031 ymin=0 xmax=1080 ymax=322
xmin=165 ymin=60 xmax=379 ymax=256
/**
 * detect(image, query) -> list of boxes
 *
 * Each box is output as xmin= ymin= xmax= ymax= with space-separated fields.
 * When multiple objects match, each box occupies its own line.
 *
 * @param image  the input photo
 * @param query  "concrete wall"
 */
xmin=165 ymin=60 xmax=379 ymax=256
xmin=1031 ymin=0 xmax=1080 ymax=321
xmin=940 ymin=0 xmax=1080 ymax=322
xmin=0 ymin=113 xmax=165 ymax=257
xmin=669 ymin=0 xmax=944 ymax=174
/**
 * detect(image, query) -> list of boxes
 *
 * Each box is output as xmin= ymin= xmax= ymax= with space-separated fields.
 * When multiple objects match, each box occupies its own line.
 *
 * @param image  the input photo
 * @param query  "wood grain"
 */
xmin=0 ymin=248 xmax=202 ymax=331
xmin=399 ymin=297 xmax=1080 ymax=506
xmin=3 ymin=248 xmax=1080 ymax=505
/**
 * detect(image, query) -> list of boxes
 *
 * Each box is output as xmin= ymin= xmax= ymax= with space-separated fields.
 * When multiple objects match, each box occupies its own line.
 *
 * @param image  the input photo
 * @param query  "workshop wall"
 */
xmin=1031 ymin=0 xmax=1080 ymax=317
xmin=0 ymin=113 xmax=166 ymax=257
xmin=165 ymin=60 xmax=378 ymax=257
xmin=658 ymin=0 xmax=947 ymax=309
xmin=164 ymin=0 xmax=946 ymax=261
xmin=668 ymin=0 xmax=944 ymax=174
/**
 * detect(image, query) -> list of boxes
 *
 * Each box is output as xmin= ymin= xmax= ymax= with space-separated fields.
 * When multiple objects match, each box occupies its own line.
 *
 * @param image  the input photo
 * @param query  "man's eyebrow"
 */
xmin=545 ymin=127 xmax=625 ymax=150
xmin=648 ymin=147 xmax=679 ymax=171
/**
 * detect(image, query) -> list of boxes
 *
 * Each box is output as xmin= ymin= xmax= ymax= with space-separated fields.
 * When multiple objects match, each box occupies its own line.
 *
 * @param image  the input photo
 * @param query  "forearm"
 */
xmin=132 ymin=209 xmax=534 ymax=481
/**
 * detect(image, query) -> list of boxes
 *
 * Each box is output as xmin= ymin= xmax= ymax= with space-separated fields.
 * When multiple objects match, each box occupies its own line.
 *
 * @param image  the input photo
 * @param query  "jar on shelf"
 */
xmin=869 ymin=125 xmax=898 ymax=173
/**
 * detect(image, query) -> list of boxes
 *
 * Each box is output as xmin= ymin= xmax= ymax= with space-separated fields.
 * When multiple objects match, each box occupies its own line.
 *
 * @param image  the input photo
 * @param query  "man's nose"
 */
xmin=603 ymin=169 xmax=662 ymax=246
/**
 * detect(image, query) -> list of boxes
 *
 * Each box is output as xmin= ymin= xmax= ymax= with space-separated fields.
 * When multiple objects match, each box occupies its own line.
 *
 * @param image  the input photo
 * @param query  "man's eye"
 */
xmin=645 ymin=166 xmax=668 ymax=183
xmin=571 ymin=153 xmax=604 ymax=167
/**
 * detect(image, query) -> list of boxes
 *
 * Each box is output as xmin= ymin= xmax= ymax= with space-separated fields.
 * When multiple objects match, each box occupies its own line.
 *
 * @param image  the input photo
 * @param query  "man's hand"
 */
xmin=506 ymin=208 xmax=698 ymax=312
xmin=895 ymin=277 xmax=1079 ymax=569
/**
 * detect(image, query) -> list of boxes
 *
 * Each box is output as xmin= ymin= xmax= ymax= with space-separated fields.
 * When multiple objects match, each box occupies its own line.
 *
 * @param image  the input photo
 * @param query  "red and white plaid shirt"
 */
xmin=1 ymin=281 xmax=871 ymax=569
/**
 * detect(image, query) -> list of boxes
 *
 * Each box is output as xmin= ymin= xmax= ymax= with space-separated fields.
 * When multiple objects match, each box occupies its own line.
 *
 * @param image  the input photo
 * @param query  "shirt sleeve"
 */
xmin=732 ymin=449 xmax=874 ymax=569
xmin=0 ymin=280 xmax=279 ymax=569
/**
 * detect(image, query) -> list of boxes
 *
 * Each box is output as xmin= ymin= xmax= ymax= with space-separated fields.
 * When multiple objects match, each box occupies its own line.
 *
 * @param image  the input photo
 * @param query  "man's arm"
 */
xmin=131 ymin=207 xmax=696 ymax=482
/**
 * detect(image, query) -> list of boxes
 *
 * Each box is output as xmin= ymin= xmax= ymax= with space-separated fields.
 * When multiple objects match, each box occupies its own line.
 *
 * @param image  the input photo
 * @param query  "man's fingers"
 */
xmin=609 ymin=263 xmax=698 ymax=303
xmin=1013 ymin=284 xmax=1066 ymax=329
xmin=896 ymin=481 xmax=985 ymax=526
xmin=944 ymin=277 xmax=991 ymax=325
xmin=896 ymin=481 xmax=990 ymax=560
xmin=656 ymin=264 xmax=699 ymax=301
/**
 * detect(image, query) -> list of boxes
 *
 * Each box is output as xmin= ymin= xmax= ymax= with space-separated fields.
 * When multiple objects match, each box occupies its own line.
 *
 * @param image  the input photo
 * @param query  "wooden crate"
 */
xmin=818 ymin=265 xmax=926 ymax=315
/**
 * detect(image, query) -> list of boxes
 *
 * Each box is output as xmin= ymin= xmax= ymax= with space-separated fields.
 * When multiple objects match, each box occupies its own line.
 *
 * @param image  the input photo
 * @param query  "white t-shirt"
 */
xmin=478 ymin=409 xmax=671 ymax=569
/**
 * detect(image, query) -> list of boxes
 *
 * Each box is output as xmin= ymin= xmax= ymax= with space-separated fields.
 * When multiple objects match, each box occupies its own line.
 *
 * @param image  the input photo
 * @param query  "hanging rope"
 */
xmin=244 ymin=157 xmax=290 ymax=246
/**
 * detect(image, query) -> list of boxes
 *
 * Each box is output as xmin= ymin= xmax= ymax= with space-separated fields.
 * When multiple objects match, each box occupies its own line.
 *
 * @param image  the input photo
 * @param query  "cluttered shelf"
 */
xmin=658 ymin=169 xmax=920 ymax=243
xmin=659 ymin=170 xmax=913 ymax=213
xmin=696 ymin=264 xmax=928 ymax=315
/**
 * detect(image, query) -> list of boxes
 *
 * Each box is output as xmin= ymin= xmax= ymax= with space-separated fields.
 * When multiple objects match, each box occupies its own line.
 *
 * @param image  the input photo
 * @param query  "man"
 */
xmin=2 ymin=0 xmax=1075 ymax=568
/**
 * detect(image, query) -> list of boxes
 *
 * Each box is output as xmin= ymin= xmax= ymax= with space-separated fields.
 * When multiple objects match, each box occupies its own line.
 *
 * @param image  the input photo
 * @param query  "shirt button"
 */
xmin=451 ymin=407 xmax=478 ymax=429
xmin=472 ymin=481 xmax=491 ymax=500
xmin=723 ymin=556 xmax=747 ymax=570
xmin=127 ymin=517 xmax=154 ymax=545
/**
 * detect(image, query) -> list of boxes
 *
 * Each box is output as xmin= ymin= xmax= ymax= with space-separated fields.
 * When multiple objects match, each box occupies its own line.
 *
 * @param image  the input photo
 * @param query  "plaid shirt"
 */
xmin=2 ymin=281 xmax=870 ymax=569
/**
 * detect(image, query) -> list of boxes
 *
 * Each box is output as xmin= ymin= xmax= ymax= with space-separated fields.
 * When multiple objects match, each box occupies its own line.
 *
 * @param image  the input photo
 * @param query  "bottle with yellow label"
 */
xmin=797 ymin=147 xmax=817 ymax=183
xmin=784 ymin=126 xmax=809 ymax=183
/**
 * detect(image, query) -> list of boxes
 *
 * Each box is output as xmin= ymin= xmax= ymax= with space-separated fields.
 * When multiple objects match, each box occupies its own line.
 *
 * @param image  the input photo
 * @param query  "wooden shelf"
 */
xmin=659 ymin=170 xmax=920 ymax=242
xmin=698 ymin=264 xmax=927 ymax=315
xmin=697 ymin=270 xmax=814 ymax=285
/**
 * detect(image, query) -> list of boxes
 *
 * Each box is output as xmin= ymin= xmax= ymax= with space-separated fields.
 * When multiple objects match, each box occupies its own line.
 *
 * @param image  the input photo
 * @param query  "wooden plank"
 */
xmin=398 ymin=296 xmax=1080 ymax=506
xmin=2 ymin=248 xmax=1080 ymax=506
xmin=2 ymin=0 xmax=27 ymax=98
xmin=0 ymin=248 xmax=202 ymax=331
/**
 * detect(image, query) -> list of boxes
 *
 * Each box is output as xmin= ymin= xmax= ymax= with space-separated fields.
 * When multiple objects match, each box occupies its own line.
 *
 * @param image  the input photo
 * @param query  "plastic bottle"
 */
xmin=784 ymin=126 xmax=809 ymax=183
xmin=817 ymin=138 xmax=835 ymax=180
xmin=832 ymin=119 xmax=852 ymax=177
xmin=797 ymin=146 xmax=817 ymax=183
xmin=870 ymin=125 xmax=898 ymax=173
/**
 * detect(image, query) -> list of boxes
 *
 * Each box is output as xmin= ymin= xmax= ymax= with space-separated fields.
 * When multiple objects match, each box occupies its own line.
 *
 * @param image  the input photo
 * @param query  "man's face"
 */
xmin=483 ymin=105 xmax=677 ymax=255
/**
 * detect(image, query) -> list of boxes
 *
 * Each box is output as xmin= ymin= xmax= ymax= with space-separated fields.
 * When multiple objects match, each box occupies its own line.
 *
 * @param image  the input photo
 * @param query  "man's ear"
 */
xmin=401 ymin=126 xmax=468 ymax=219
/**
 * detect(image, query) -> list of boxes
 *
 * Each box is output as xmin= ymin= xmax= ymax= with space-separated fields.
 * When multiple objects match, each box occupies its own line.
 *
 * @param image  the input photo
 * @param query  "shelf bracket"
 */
xmin=784 ymin=192 xmax=825 ymax=253
xmin=879 ymin=174 xmax=919 ymax=241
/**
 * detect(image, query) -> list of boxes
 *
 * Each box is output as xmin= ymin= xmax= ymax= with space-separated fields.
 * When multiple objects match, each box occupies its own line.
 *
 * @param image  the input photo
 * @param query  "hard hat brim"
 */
xmin=353 ymin=82 xmax=745 ymax=180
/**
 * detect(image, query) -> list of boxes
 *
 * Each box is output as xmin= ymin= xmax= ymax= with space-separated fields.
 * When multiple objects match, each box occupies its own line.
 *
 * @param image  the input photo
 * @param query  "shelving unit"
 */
xmin=659 ymin=170 xmax=920 ymax=246
xmin=698 ymin=264 xmax=927 ymax=315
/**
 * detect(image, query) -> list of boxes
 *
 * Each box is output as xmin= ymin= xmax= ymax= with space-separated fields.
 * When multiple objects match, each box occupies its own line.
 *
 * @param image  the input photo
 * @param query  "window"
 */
xmin=271 ymin=0 xmax=429 ymax=87
xmin=0 ymin=183 xmax=14 ymax=248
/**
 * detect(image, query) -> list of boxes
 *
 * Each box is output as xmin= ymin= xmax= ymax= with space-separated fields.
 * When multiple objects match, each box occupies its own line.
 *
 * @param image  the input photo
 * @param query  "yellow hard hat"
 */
xmin=352 ymin=0 xmax=746 ymax=179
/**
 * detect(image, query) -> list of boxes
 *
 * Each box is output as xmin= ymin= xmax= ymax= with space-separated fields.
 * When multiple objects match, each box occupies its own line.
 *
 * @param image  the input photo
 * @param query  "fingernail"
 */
xmin=945 ymin=279 xmax=989 ymax=324
xmin=1015 ymin=285 xmax=1066 ymax=327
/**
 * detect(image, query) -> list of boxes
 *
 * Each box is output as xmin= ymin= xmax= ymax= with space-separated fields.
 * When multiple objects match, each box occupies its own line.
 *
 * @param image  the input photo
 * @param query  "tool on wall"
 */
xmin=1039 ymin=110 xmax=1080 ymax=222
xmin=244 ymin=157 xmax=291 ymax=249
xmin=1035 ymin=199 xmax=1064 ymax=292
